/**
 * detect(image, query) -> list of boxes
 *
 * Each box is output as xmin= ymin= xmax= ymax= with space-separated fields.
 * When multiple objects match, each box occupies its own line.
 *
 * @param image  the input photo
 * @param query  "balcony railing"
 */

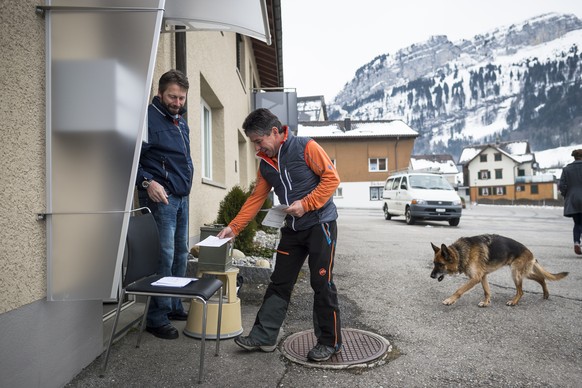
xmin=515 ymin=174 xmax=556 ymax=184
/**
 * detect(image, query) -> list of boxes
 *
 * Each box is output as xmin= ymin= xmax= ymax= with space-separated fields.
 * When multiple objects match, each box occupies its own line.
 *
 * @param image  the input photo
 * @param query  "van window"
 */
xmin=384 ymin=178 xmax=394 ymax=190
xmin=400 ymin=177 xmax=408 ymax=190
xmin=410 ymin=175 xmax=453 ymax=190
xmin=391 ymin=177 xmax=401 ymax=190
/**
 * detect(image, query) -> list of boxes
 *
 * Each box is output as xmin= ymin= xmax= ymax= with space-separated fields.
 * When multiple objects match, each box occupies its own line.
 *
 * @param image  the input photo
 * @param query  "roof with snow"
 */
xmin=458 ymin=141 xmax=532 ymax=164
xmin=297 ymin=119 xmax=418 ymax=139
xmin=410 ymin=154 xmax=459 ymax=174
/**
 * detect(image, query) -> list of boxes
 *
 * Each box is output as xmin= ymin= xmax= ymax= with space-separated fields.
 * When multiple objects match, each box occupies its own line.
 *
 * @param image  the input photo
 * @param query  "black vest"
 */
xmin=259 ymin=131 xmax=337 ymax=231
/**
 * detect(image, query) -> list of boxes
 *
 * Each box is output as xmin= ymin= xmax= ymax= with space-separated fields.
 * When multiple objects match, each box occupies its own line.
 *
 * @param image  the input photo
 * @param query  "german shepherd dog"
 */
xmin=430 ymin=234 xmax=568 ymax=307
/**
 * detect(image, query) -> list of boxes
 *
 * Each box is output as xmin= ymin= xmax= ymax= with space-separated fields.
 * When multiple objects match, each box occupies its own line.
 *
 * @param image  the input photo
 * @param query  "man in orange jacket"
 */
xmin=217 ymin=108 xmax=342 ymax=362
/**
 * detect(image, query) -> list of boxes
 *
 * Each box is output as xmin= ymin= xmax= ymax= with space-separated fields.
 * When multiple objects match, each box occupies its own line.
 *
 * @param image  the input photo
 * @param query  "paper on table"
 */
xmin=151 ymin=276 xmax=197 ymax=287
xmin=195 ymin=235 xmax=232 ymax=247
xmin=261 ymin=204 xmax=288 ymax=228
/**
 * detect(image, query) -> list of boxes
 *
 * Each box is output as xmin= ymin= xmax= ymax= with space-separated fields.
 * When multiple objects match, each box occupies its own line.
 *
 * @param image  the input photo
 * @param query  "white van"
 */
xmin=382 ymin=172 xmax=462 ymax=226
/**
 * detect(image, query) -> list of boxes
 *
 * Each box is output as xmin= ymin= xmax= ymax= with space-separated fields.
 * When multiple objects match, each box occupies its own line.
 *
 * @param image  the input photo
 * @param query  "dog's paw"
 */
xmin=478 ymin=301 xmax=490 ymax=307
xmin=505 ymin=300 xmax=518 ymax=306
xmin=442 ymin=298 xmax=456 ymax=305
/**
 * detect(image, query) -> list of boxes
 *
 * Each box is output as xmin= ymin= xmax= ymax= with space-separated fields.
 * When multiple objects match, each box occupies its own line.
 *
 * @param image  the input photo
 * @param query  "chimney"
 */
xmin=344 ymin=117 xmax=351 ymax=132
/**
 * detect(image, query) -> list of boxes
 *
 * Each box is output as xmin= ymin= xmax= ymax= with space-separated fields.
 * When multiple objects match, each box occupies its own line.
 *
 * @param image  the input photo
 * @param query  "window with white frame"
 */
xmin=495 ymin=169 xmax=503 ymax=179
xmin=334 ymin=187 xmax=343 ymax=198
xmin=369 ymin=158 xmax=387 ymax=172
xmin=480 ymin=187 xmax=490 ymax=196
xmin=479 ymin=170 xmax=491 ymax=180
xmin=201 ymin=100 xmax=212 ymax=180
xmin=495 ymin=186 xmax=506 ymax=195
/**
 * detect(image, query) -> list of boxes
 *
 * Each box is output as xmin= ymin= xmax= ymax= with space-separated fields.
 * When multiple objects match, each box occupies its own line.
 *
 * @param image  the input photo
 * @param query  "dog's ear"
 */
xmin=431 ymin=242 xmax=440 ymax=253
xmin=441 ymin=244 xmax=452 ymax=262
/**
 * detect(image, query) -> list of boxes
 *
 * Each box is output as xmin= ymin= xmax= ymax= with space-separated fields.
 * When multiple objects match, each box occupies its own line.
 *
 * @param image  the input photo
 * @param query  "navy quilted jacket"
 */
xmin=137 ymin=96 xmax=193 ymax=196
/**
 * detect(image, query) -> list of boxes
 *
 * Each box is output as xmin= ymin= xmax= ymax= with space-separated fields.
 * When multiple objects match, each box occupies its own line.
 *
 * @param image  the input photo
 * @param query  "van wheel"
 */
xmin=449 ymin=218 xmax=460 ymax=226
xmin=405 ymin=207 xmax=415 ymax=225
xmin=383 ymin=206 xmax=392 ymax=220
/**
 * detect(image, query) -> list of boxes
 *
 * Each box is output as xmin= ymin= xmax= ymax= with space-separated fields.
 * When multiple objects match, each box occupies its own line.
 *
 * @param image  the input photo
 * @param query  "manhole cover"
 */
xmin=281 ymin=328 xmax=391 ymax=369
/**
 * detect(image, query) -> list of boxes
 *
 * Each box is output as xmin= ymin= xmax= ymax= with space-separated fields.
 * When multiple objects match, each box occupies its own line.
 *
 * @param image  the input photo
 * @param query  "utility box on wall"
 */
xmin=52 ymin=60 xmax=142 ymax=136
xmin=252 ymin=89 xmax=298 ymax=134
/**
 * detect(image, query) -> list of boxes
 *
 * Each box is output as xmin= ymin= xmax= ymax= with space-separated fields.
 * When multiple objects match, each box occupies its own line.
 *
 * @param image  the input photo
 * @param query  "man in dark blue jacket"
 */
xmin=137 ymin=69 xmax=193 ymax=339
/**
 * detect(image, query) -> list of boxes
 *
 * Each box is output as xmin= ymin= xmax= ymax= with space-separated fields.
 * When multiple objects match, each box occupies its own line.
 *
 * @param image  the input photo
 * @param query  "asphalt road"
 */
xmin=69 ymin=204 xmax=582 ymax=388
xmin=321 ymin=204 xmax=582 ymax=387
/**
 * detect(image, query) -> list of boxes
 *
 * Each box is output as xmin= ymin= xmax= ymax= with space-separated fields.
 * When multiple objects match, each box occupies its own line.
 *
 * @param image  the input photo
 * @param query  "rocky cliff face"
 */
xmin=329 ymin=13 xmax=582 ymax=161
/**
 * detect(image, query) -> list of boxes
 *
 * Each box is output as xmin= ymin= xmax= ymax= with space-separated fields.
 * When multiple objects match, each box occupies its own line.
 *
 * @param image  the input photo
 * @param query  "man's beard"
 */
xmin=162 ymin=101 xmax=180 ymax=115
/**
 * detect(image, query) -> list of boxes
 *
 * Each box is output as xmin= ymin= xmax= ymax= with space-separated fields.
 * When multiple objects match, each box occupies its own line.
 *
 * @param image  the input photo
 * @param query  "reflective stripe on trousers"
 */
xmin=250 ymin=221 xmax=342 ymax=347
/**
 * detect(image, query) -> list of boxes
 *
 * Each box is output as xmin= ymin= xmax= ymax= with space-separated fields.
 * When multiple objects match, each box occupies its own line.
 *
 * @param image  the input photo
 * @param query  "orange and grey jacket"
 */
xmin=229 ymin=127 xmax=340 ymax=234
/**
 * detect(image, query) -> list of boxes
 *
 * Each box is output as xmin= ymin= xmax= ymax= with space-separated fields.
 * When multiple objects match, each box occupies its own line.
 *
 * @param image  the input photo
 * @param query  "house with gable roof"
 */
xmin=458 ymin=141 xmax=557 ymax=203
xmin=297 ymin=119 xmax=418 ymax=208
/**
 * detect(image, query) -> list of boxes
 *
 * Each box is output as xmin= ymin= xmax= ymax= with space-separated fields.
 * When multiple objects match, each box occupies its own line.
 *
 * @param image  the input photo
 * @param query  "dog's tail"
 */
xmin=533 ymin=261 xmax=568 ymax=281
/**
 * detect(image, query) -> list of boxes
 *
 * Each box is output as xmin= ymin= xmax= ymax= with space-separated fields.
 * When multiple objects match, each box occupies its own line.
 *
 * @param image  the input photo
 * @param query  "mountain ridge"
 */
xmin=328 ymin=12 xmax=582 ymax=162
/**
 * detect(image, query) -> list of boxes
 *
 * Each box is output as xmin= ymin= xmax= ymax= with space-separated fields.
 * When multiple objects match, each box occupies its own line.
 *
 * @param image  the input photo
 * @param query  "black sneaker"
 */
xmin=307 ymin=343 xmax=340 ymax=362
xmin=234 ymin=335 xmax=277 ymax=352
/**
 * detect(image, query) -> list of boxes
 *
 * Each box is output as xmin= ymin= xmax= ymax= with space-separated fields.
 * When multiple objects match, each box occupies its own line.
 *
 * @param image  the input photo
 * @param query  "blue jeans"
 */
xmin=139 ymin=192 xmax=189 ymax=327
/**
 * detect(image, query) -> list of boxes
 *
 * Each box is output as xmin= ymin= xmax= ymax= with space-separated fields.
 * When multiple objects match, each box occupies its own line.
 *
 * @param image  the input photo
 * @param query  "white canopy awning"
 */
xmin=164 ymin=0 xmax=271 ymax=45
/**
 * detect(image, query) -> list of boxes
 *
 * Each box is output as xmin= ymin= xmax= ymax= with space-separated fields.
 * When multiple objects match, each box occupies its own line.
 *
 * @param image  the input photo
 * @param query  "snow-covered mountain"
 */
xmin=328 ymin=13 xmax=582 ymax=162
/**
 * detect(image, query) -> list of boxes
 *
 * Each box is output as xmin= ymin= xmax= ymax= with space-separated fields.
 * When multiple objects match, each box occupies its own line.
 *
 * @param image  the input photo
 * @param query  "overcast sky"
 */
xmin=281 ymin=0 xmax=582 ymax=102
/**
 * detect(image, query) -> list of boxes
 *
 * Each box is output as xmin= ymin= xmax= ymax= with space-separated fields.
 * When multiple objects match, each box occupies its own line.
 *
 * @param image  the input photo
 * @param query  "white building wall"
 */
xmin=468 ymin=151 xmax=522 ymax=187
xmin=334 ymin=181 xmax=385 ymax=209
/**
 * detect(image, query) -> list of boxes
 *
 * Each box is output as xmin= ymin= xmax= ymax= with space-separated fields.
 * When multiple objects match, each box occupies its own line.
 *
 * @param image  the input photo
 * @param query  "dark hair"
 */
xmin=572 ymin=149 xmax=582 ymax=159
xmin=242 ymin=108 xmax=283 ymax=136
xmin=158 ymin=69 xmax=189 ymax=93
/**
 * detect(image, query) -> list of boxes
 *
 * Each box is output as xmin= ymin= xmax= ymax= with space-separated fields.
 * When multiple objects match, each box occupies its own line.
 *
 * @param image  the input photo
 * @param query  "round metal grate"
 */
xmin=281 ymin=328 xmax=391 ymax=369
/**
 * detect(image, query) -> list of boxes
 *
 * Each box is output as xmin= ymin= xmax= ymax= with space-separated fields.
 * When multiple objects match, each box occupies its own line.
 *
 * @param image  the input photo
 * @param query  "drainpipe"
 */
xmin=175 ymin=25 xmax=187 ymax=118
xmin=394 ymin=136 xmax=400 ymax=172
xmin=175 ymin=26 xmax=188 ymax=241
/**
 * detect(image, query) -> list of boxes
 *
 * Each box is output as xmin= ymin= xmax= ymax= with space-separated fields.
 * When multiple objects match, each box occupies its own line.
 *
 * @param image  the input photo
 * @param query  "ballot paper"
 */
xmin=261 ymin=204 xmax=288 ymax=228
xmin=151 ymin=277 xmax=197 ymax=287
xmin=195 ymin=235 xmax=232 ymax=247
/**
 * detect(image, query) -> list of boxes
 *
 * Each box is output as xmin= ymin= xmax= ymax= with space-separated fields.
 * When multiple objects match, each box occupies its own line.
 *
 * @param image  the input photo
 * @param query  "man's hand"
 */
xmin=146 ymin=181 xmax=169 ymax=205
xmin=216 ymin=226 xmax=235 ymax=239
xmin=285 ymin=200 xmax=305 ymax=218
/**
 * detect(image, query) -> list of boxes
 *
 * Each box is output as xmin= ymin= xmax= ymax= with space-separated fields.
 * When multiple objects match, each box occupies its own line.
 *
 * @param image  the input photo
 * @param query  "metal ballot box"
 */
xmin=198 ymin=224 xmax=233 ymax=272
